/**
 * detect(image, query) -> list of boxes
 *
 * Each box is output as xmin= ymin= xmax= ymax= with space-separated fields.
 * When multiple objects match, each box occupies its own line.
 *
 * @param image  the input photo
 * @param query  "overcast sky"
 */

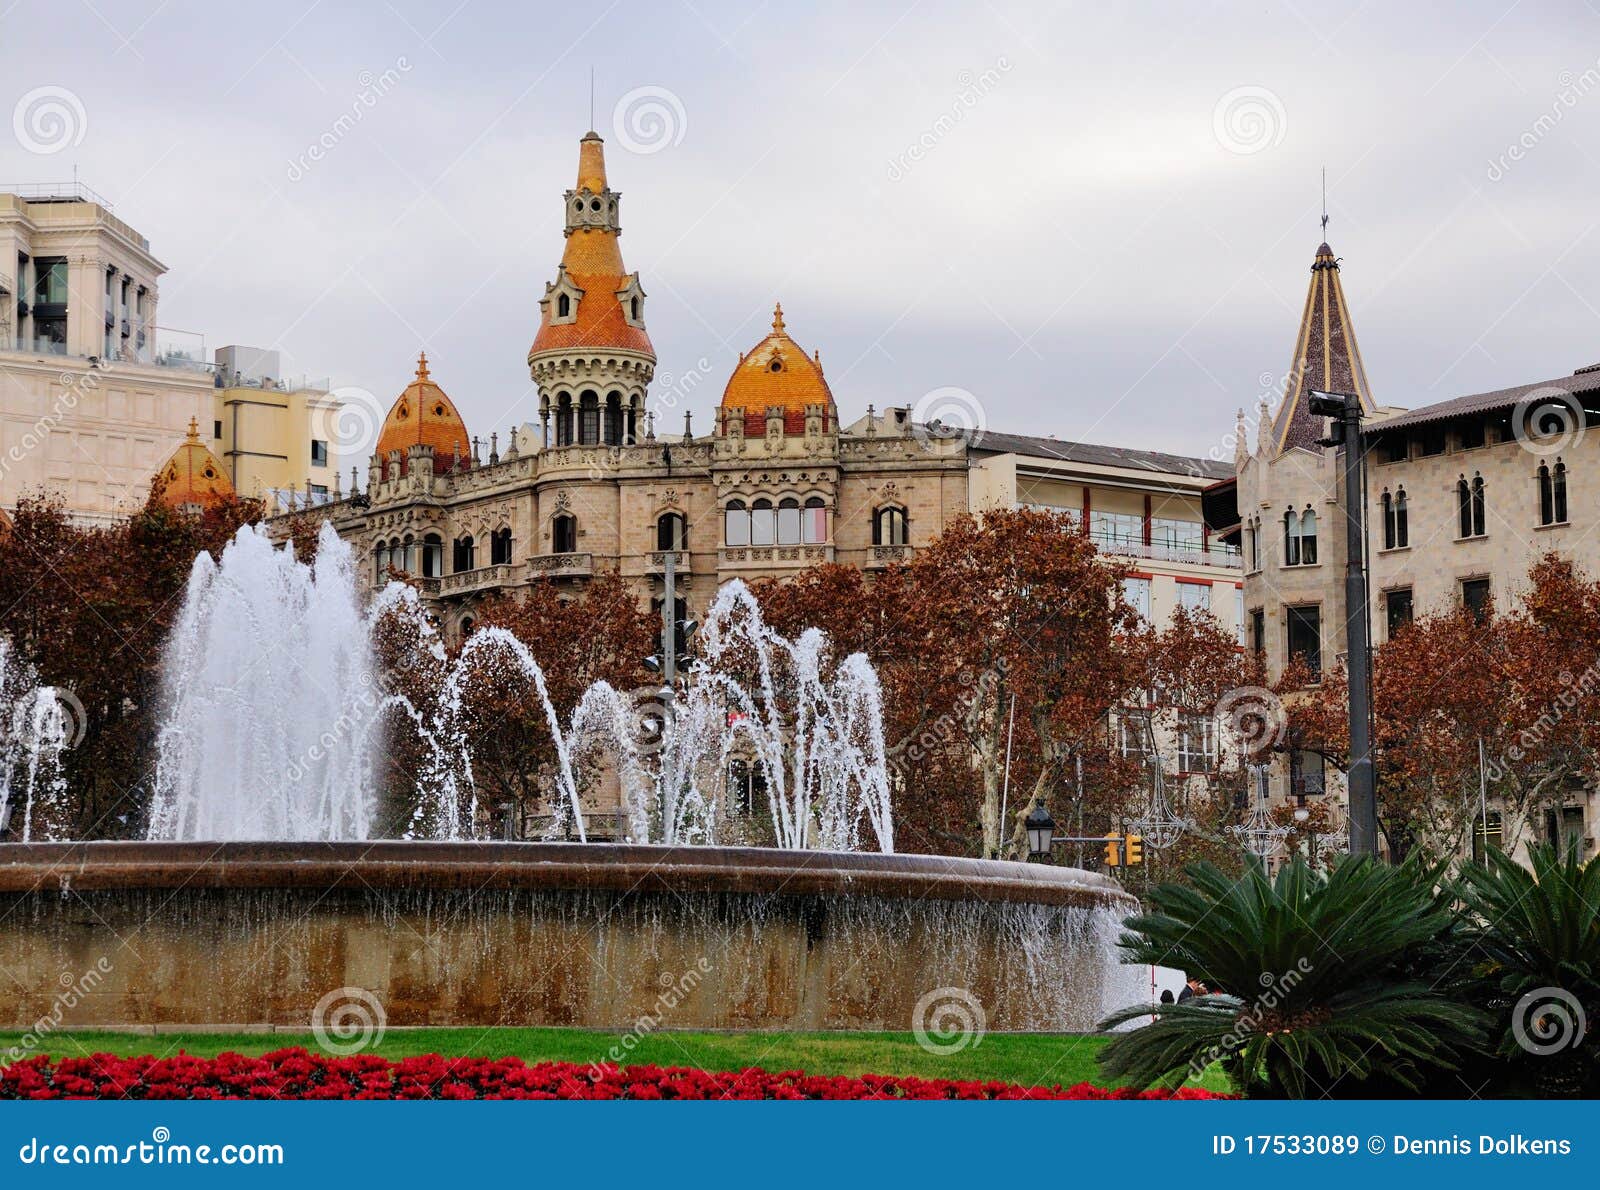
xmin=4 ymin=0 xmax=1600 ymax=461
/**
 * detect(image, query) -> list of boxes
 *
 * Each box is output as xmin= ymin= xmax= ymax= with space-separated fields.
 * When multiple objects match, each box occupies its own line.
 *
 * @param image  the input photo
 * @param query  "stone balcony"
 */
xmin=644 ymin=550 xmax=691 ymax=575
xmin=437 ymin=562 xmax=520 ymax=597
xmin=864 ymin=544 xmax=915 ymax=569
xmin=718 ymin=544 xmax=834 ymax=571
xmin=528 ymin=552 xmax=594 ymax=578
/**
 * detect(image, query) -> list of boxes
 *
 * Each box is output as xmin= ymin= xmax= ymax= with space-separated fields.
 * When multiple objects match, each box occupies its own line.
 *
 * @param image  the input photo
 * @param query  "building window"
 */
xmin=1122 ymin=576 xmax=1151 ymax=622
xmin=1462 ymin=577 xmax=1491 ymax=623
xmin=1283 ymin=508 xmax=1317 ymax=566
xmin=1381 ymin=487 xmax=1408 ymax=549
xmin=724 ymin=500 xmax=750 ymax=547
xmin=1287 ymin=605 xmax=1321 ymax=678
xmin=657 ymin=512 xmax=686 ymax=551
xmin=557 ymin=293 xmax=571 ymax=318
xmin=1235 ymin=588 xmax=1245 ymax=646
xmin=1471 ymin=810 xmax=1504 ymax=863
xmin=579 ymin=391 xmax=600 ymax=445
xmin=421 ymin=533 xmax=443 ymax=578
xmin=1117 ymin=711 xmax=1152 ymax=763
xmin=490 ymin=527 xmax=513 ymax=565
xmin=1385 ymin=587 xmax=1413 ymax=639
xmin=1458 ymin=420 xmax=1486 ymax=450
xmin=552 ymin=515 xmax=577 ymax=554
xmin=1089 ymin=510 xmax=1142 ymax=551
xmin=1176 ymin=713 xmax=1218 ymax=773
xmin=311 ymin=439 xmax=329 ymax=467
xmin=1544 ymin=805 xmax=1586 ymax=853
xmin=750 ymin=498 xmax=776 ymax=546
xmin=213 ymin=420 xmax=223 ymax=440
xmin=604 ymin=392 xmax=624 ymax=446
xmin=555 ymin=394 xmax=574 ymax=446
xmin=873 ymin=506 xmax=908 ymax=546
xmin=1249 ymin=607 xmax=1265 ymax=656
xmin=374 ymin=541 xmax=388 ymax=582
xmin=802 ymin=496 xmax=827 ymax=545
xmin=1458 ymin=474 xmax=1486 ymax=538
xmin=1417 ymin=426 xmax=1446 ymax=456
xmin=1538 ymin=461 xmax=1569 ymax=526
xmin=776 ymin=497 xmax=802 ymax=545
xmin=1290 ymin=749 xmax=1325 ymax=798
xmin=452 ymin=536 xmax=476 ymax=572
xmin=1151 ymin=517 xmax=1204 ymax=557
xmin=1178 ymin=581 xmax=1211 ymax=613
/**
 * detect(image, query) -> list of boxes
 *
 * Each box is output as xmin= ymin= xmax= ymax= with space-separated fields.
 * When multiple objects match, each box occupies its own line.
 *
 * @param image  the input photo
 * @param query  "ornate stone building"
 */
xmin=1213 ymin=238 xmax=1600 ymax=861
xmin=278 ymin=129 xmax=1237 ymax=648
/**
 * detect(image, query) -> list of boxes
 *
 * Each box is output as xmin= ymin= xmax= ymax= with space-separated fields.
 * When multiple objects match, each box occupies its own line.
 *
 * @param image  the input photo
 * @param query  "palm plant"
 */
xmin=1097 ymin=855 xmax=1486 ymax=1098
xmin=1457 ymin=843 xmax=1600 ymax=1095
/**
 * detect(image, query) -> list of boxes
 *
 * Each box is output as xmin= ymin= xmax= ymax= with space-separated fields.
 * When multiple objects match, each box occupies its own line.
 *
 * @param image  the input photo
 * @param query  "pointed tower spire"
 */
xmin=415 ymin=350 xmax=430 ymax=382
xmin=1267 ymin=241 xmax=1375 ymax=455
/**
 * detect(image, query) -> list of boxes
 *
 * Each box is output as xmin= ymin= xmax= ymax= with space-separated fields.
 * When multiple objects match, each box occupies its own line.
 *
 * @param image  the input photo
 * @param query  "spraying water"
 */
xmin=0 ymin=637 xmax=75 ymax=842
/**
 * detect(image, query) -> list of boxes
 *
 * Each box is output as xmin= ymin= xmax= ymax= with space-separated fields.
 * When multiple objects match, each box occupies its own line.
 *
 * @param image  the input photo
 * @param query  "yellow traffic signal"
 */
xmin=1125 ymin=834 xmax=1144 ymax=865
xmin=1103 ymin=832 xmax=1124 ymax=867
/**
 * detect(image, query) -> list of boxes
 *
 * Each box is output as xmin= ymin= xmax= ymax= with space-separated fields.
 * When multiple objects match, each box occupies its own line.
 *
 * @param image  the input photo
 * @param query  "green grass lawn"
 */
xmin=0 ymin=1027 xmax=1228 ymax=1093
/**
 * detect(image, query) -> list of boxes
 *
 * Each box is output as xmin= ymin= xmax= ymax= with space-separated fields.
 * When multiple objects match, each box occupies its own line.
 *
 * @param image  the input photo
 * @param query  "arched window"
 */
xmin=874 ymin=506 xmax=907 ymax=547
xmin=630 ymin=296 xmax=641 ymax=321
xmin=400 ymin=535 xmax=415 ymax=574
xmin=724 ymin=500 xmax=749 ymax=547
xmin=1555 ymin=461 xmax=1569 ymax=524
xmin=452 ymin=535 xmax=475 ymax=572
xmin=556 ymin=293 xmax=570 ymax=318
xmin=776 ymin=497 xmax=802 ymax=545
xmin=552 ymin=514 xmax=577 ymax=554
xmin=1457 ymin=476 xmax=1472 ymax=538
xmin=750 ymin=498 xmax=776 ymax=546
xmin=388 ymin=540 xmax=404 ymax=573
xmin=374 ymin=540 xmax=388 ymax=582
xmin=1298 ymin=508 xmax=1317 ymax=565
xmin=1395 ymin=487 xmax=1408 ymax=548
xmin=460 ymin=616 xmax=476 ymax=640
xmin=1245 ymin=519 xmax=1257 ymax=570
xmin=1382 ymin=490 xmax=1394 ymax=550
xmin=421 ymin=533 xmax=443 ymax=578
xmin=490 ymin=527 xmax=512 ymax=565
xmin=1471 ymin=475 xmax=1486 ymax=537
xmin=579 ymin=391 xmax=600 ymax=445
xmin=1283 ymin=509 xmax=1301 ymax=566
xmin=657 ymin=512 xmax=687 ymax=551
xmin=604 ymin=391 xmax=623 ymax=446
xmin=1539 ymin=461 xmax=1568 ymax=526
xmin=555 ymin=393 xmax=574 ymax=446
xmin=802 ymin=496 xmax=827 ymax=545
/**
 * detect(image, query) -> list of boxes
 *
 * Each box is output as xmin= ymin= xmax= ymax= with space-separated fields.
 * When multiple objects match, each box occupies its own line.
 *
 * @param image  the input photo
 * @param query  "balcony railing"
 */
xmin=645 ymin=550 xmax=691 ymax=574
xmin=529 ymin=552 xmax=594 ymax=577
xmin=719 ymin=544 xmax=834 ymax=569
xmin=438 ymin=563 xmax=519 ymax=595
xmin=865 ymin=544 xmax=914 ymax=569
xmin=1092 ymin=534 xmax=1242 ymax=569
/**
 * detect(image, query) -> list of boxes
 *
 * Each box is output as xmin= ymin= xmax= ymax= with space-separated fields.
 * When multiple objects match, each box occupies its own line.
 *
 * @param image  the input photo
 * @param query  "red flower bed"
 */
xmin=0 ymin=1048 xmax=1230 ymax=1101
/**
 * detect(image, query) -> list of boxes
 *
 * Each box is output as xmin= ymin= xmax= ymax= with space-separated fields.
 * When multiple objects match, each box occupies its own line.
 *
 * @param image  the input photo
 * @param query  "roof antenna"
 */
xmin=1320 ymin=165 xmax=1329 ymax=240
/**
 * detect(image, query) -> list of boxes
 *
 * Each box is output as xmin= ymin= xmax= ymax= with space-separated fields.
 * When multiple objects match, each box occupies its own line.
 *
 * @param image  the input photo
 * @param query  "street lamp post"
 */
xmin=1308 ymin=389 xmax=1378 ymax=858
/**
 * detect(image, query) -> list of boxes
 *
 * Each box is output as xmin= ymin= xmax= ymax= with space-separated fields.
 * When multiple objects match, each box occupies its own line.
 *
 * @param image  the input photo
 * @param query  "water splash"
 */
xmin=0 ymin=637 xmax=74 ymax=841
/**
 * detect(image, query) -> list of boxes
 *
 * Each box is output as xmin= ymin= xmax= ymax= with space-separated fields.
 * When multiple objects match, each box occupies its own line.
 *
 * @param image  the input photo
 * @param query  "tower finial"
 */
xmin=772 ymin=302 xmax=785 ymax=334
xmin=1320 ymin=165 xmax=1329 ymax=240
xmin=186 ymin=416 xmax=199 ymax=441
xmin=416 ymin=350 xmax=430 ymax=381
xmin=589 ymin=67 xmax=595 ymax=133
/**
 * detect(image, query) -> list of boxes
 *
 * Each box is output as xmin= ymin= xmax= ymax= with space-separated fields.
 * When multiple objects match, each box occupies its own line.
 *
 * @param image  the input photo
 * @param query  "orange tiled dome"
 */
xmin=375 ymin=353 xmax=471 ymax=473
xmin=157 ymin=418 xmax=235 ymax=510
xmin=528 ymin=131 xmax=655 ymax=360
xmin=720 ymin=304 xmax=834 ymax=435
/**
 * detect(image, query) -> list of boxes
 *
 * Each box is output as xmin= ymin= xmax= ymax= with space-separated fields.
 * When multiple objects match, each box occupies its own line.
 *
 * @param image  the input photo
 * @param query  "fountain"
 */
xmin=0 ymin=524 xmax=1140 ymax=1033
xmin=0 ymin=638 xmax=75 ymax=842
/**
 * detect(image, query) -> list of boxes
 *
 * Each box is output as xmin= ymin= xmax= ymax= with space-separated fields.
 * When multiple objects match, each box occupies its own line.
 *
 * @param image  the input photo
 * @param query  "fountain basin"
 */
xmin=0 ymin=842 xmax=1139 ymax=1033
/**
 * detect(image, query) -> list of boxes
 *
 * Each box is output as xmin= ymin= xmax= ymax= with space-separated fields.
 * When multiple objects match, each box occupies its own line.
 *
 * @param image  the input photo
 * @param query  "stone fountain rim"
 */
xmin=0 ymin=840 xmax=1135 ymax=909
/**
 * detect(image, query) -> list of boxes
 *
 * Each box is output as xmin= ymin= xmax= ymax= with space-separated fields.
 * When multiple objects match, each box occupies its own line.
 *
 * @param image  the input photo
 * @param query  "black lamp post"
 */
xmin=1308 ymin=389 xmax=1378 ymax=858
xmin=1025 ymin=804 xmax=1057 ymax=860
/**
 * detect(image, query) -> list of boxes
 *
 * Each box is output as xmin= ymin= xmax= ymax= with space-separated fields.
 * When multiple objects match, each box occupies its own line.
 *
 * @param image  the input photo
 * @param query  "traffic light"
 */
xmin=1103 ymin=832 xmax=1124 ymax=867
xmin=1124 ymin=834 xmax=1144 ymax=865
